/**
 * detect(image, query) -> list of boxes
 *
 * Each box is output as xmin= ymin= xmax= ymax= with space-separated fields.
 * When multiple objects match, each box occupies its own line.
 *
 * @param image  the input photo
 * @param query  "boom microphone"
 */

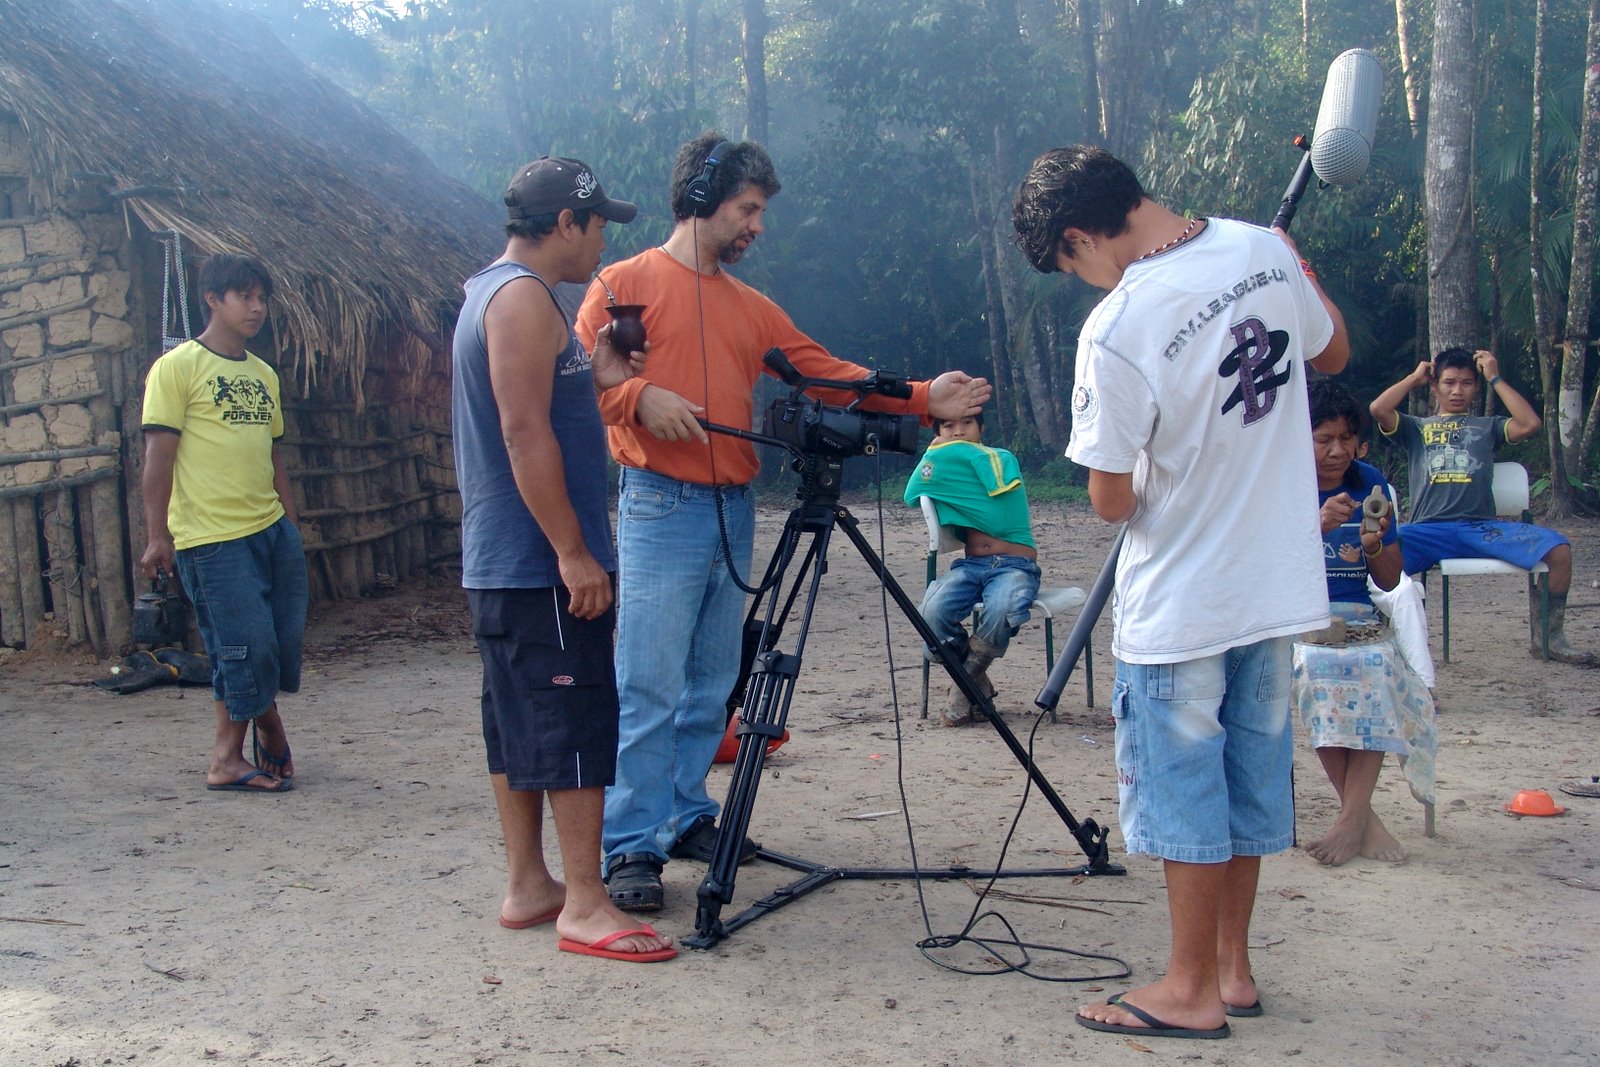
xmin=1311 ymin=48 xmax=1384 ymax=187
xmin=1270 ymin=46 xmax=1385 ymax=230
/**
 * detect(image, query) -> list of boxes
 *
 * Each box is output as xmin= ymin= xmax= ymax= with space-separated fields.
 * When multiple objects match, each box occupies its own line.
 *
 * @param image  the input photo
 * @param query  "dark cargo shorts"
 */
xmin=469 ymin=586 xmax=620 ymax=791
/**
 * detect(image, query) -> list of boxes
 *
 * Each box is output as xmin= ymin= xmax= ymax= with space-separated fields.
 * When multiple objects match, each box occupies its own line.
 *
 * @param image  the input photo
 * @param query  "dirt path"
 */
xmin=2 ymin=500 xmax=1597 ymax=1066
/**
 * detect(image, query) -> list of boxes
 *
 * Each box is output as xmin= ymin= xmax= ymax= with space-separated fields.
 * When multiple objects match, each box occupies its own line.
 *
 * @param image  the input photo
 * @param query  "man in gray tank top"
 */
xmin=451 ymin=156 xmax=676 ymax=962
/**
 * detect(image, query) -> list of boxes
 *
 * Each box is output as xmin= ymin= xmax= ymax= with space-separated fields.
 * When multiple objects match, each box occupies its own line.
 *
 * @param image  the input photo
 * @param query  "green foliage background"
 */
xmin=245 ymin=0 xmax=1600 ymax=493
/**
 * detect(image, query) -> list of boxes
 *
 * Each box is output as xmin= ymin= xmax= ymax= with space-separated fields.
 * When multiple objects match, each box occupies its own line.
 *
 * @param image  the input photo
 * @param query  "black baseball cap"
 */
xmin=504 ymin=156 xmax=638 ymax=223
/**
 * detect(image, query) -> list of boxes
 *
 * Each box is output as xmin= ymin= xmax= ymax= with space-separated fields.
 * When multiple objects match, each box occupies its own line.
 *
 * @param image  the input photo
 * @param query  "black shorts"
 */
xmin=469 ymin=586 xmax=619 ymax=791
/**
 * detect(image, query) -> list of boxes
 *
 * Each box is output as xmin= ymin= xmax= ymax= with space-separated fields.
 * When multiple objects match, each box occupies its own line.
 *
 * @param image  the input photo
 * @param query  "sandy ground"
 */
xmin=2 ymin=498 xmax=1598 ymax=1067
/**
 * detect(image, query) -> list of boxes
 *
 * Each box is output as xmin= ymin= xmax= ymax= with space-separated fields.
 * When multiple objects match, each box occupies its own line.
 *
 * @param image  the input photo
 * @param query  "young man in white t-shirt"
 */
xmin=1013 ymin=145 xmax=1349 ymax=1041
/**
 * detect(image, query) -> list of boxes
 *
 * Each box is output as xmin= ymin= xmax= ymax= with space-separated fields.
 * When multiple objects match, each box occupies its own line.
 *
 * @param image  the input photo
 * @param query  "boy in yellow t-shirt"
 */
xmin=140 ymin=253 xmax=306 ymax=794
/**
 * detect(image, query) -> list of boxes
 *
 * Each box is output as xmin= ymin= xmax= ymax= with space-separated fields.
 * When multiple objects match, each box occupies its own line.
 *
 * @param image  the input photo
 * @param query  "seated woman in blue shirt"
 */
xmin=1294 ymin=380 xmax=1436 ymax=866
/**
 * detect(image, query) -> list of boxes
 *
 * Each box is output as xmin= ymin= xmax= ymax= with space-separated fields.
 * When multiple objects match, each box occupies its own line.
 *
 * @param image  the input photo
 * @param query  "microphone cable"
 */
xmin=863 ymin=456 xmax=1131 ymax=985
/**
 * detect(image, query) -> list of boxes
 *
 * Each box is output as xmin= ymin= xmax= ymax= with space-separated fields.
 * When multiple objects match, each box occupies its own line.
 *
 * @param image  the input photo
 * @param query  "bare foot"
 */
xmin=500 ymin=880 xmax=566 ymax=929
xmin=1304 ymin=815 xmax=1364 ymax=866
xmin=1076 ymin=978 xmax=1225 ymax=1033
xmin=555 ymin=897 xmax=673 ymax=956
xmin=1360 ymin=813 xmax=1407 ymax=863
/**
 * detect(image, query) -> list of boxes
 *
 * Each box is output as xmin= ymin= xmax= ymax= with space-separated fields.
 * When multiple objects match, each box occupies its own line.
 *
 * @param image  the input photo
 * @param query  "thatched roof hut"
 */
xmin=0 ymin=0 xmax=500 ymax=653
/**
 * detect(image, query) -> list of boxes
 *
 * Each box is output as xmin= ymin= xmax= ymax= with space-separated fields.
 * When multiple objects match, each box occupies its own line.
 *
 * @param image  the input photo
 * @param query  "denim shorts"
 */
xmin=1398 ymin=519 xmax=1567 ymax=575
xmin=470 ymin=587 xmax=620 ymax=792
xmin=175 ymin=516 xmax=307 ymax=722
xmin=1111 ymin=636 xmax=1296 ymax=863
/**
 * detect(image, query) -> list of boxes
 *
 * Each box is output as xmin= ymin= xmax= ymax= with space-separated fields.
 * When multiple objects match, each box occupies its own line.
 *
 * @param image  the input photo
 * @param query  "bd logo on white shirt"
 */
xmin=1219 ymin=316 xmax=1291 ymax=425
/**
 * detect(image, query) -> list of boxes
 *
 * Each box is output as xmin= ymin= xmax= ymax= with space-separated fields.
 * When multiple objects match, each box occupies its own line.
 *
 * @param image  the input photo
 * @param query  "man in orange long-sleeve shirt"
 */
xmin=577 ymin=131 xmax=990 ymax=912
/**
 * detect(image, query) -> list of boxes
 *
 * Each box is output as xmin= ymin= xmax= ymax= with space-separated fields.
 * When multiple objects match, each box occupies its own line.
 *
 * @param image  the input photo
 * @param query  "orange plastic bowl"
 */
xmin=1504 ymin=789 xmax=1567 ymax=816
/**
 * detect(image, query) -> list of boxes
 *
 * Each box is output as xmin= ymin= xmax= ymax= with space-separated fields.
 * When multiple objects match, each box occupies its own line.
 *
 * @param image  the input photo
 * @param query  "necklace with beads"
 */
xmin=1136 ymin=216 xmax=1205 ymax=261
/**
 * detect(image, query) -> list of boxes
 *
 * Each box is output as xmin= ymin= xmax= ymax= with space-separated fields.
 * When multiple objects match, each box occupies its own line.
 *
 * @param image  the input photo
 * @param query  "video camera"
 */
xmin=758 ymin=349 xmax=920 ymax=458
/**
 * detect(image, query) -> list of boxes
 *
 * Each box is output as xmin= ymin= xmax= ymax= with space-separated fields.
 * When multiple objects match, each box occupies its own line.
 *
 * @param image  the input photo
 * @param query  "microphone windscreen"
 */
xmin=1311 ymin=48 xmax=1383 ymax=187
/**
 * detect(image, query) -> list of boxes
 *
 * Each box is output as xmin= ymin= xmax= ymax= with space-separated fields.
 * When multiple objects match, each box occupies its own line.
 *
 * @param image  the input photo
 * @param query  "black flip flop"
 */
xmin=1075 ymin=995 xmax=1231 ymax=1040
xmin=207 ymin=769 xmax=292 ymax=794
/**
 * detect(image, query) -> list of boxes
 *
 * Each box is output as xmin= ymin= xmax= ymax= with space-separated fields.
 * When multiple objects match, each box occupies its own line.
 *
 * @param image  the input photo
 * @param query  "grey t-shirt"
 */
xmin=1388 ymin=412 xmax=1510 ymax=523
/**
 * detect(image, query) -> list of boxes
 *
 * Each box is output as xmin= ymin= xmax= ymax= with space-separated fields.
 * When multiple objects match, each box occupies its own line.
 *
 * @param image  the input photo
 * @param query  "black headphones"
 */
xmin=685 ymin=140 xmax=736 ymax=218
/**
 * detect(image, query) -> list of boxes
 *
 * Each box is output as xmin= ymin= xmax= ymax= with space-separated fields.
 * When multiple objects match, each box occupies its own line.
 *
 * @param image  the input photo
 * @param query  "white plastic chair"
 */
xmin=918 ymin=497 xmax=1092 ymax=721
xmin=1427 ymin=462 xmax=1551 ymax=662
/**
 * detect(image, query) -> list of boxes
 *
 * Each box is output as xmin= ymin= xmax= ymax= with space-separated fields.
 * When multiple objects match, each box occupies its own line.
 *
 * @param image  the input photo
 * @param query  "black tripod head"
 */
xmin=698 ymin=348 xmax=922 ymax=507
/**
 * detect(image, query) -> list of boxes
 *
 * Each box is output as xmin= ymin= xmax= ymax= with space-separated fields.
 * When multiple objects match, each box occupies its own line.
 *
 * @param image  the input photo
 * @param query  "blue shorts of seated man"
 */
xmin=1397 ymin=518 xmax=1567 ymax=575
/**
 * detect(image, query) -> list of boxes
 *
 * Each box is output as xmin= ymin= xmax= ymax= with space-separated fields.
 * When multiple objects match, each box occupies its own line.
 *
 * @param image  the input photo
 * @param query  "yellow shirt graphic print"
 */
xmin=141 ymin=340 xmax=286 ymax=550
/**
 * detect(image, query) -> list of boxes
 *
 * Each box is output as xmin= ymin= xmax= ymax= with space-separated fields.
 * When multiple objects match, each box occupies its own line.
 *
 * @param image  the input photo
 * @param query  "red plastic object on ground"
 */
xmin=1504 ymin=789 xmax=1567 ymax=816
xmin=714 ymin=717 xmax=789 ymax=764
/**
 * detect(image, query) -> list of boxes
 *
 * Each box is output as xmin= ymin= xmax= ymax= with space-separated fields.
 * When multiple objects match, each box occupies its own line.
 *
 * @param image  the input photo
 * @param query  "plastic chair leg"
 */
xmin=1539 ymin=572 xmax=1551 ymax=660
xmin=1084 ymin=632 xmax=1094 ymax=709
xmin=919 ymin=656 xmax=931 ymax=719
xmin=1441 ymin=573 xmax=1452 ymax=664
xmin=1043 ymin=618 xmax=1057 ymax=724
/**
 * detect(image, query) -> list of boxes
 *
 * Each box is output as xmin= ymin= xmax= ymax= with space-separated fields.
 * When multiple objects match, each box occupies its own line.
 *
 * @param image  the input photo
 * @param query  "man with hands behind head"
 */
xmin=576 ymin=130 xmax=990 ymax=914
xmin=1370 ymin=346 xmax=1593 ymax=665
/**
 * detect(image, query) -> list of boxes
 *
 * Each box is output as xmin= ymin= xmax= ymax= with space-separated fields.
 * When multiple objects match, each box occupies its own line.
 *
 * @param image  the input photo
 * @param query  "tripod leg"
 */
xmin=691 ymin=518 xmax=832 ymax=946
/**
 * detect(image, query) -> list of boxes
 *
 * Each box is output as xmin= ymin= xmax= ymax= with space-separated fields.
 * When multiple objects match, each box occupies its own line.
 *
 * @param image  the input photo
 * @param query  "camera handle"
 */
xmin=762 ymin=348 xmax=912 ymax=404
xmin=686 ymin=492 xmax=1124 ymax=951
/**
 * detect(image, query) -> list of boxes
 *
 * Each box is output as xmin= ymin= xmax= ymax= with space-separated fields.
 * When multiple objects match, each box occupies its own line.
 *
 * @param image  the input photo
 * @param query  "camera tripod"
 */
xmin=684 ymin=440 xmax=1125 ymax=950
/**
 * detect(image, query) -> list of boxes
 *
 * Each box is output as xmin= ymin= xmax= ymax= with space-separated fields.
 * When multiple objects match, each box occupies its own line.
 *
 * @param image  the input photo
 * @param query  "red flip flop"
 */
xmin=558 ymin=924 xmax=678 ymax=963
xmin=499 ymin=905 xmax=562 ymax=930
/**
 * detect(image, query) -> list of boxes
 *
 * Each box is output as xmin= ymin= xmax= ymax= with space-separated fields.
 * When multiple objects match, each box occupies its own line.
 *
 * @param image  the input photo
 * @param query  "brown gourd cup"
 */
xmin=606 ymin=304 xmax=647 ymax=353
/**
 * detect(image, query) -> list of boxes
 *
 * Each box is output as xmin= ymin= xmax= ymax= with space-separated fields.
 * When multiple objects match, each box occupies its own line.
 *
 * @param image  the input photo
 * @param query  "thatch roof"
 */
xmin=0 ymin=0 xmax=502 ymax=405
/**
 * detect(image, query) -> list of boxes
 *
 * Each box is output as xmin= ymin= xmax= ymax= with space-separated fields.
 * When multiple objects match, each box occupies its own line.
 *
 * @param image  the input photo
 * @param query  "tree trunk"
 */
xmin=741 ymin=0 xmax=769 ymax=143
xmin=991 ymin=217 xmax=1066 ymax=450
xmin=1096 ymin=0 xmax=1133 ymax=152
xmin=1425 ymin=0 xmax=1481 ymax=355
xmin=1077 ymin=0 xmax=1105 ymax=141
xmin=967 ymin=160 xmax=1015 ymax=441
xmin=1562 ymin=0 xmax=1600 ymax=481
xmin=985 ymin=110 xmax=1067 ymax=451
xmin=1530 ymin=0 xmax=1574 ymax=515
xmin=684 ymin=0 xmax=701 ymax=113
xmin=1301 ymin=0 xmax=1311 ymax=78
xmin=1393 ymin=0 xmax=1424 ymax=140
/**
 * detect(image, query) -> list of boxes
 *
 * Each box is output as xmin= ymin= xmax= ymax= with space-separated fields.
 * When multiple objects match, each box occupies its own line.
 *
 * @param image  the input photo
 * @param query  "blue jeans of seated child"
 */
xmin=920 ymin=554 xmax=1041 ymax=656
xmin=603 ymin=468 xmax=754 ymax=869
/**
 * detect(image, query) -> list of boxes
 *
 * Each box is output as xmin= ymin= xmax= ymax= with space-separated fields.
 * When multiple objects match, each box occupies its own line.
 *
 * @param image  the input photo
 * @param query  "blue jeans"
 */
xmin=603 ymin=468 xmax=754 ymax=868
xmin=919 ymin=555 xmax=1041 ymax=655
xmin=175 ymin=516 xmax=307 ymax=722
xmin=1110 ymin=636 xmax=1296 ymax=864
